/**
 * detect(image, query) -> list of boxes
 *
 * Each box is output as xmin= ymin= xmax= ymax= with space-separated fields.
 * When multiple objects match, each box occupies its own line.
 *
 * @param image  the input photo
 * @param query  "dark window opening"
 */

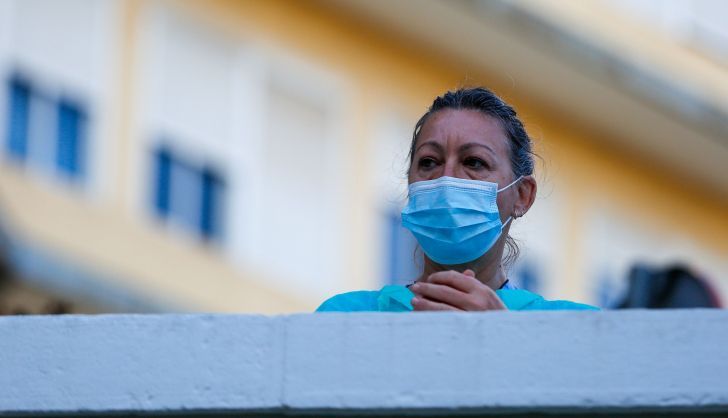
xmin=4 ymin=74 xmax=89 ymax=184
xmin=384 ymin=210 xmax=420 ymax=286
xmin=5 ymin=76 xmax=31 ymax=161
xmin=56 ymin=98 xmax=87 ymax=179
xmin=151 ymin=145 xmax=226 ymax=242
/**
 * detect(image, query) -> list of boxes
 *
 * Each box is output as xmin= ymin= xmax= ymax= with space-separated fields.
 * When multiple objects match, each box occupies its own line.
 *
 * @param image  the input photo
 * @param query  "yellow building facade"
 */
xmin=0 ymin=0 xmax=726 ymax=313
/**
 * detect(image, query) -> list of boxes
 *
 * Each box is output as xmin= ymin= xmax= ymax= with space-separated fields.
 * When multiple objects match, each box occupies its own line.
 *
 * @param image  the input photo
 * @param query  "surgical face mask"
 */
xmin=401 ymin=176 xmax=522 ymax=266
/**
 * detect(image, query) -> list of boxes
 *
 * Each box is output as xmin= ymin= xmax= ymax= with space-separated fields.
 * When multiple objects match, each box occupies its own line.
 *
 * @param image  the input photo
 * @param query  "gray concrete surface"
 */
xmin=1 ymin=310 xmax=727 ymax=416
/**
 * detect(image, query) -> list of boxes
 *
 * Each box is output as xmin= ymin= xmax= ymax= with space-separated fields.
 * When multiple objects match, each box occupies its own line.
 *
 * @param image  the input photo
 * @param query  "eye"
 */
xmin=464 ymin=157 xmax=487 ymax=170
xmin=418 ymin=157 xmax=438 ymax=170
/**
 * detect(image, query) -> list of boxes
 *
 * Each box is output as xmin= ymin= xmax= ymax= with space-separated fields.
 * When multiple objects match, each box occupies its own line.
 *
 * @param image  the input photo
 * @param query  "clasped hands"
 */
xmin=410 ymin=269 xmax=507 ymax=311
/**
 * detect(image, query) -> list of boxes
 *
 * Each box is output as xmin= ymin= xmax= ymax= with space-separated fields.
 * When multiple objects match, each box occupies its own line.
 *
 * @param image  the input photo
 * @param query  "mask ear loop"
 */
xmin=497 ymin=175 xmax=523 ymax=193
xmin=498 ymin=176 xmax=525 ymax=222
xmin=502 ymin=216 xmax=514 ymax=228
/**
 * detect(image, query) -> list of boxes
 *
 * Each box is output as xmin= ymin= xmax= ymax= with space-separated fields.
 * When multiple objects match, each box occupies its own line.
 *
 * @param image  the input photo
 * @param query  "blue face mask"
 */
xmin=401 ymin=176 xmax=522 ymax=266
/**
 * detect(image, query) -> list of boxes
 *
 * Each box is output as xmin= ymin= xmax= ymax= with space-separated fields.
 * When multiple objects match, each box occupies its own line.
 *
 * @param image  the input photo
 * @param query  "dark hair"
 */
xmin=407 ymin=87 xmax=536 ymax=266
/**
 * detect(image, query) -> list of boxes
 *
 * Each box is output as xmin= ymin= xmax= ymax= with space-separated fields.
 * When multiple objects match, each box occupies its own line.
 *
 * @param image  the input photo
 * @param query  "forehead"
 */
xmin=416 ymin=108 xmax=509 ymax=155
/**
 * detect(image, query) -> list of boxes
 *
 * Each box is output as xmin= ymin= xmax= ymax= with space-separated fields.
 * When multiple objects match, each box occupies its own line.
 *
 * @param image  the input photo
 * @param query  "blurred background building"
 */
xmin=0 ymin=0 xmax=725 ymax=314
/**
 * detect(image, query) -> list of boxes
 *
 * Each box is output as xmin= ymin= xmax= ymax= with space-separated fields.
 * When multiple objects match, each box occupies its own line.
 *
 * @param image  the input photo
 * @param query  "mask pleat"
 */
xmin=401 ymin=176 xmax=509 ymax=265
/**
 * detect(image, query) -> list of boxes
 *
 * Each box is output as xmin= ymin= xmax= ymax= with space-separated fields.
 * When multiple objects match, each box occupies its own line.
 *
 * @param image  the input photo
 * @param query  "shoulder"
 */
xmin=496 ymin=289 xmax=600 ymax=311
xmin=317 ymin=287 xmax=598 ymax=312
xmin=316 ymin=285 xmax=414 ymax=312
xmin=533 ymin=299 xmax=600 ymax=311
xmin=315 ymin=290 xmax=380 ymax=312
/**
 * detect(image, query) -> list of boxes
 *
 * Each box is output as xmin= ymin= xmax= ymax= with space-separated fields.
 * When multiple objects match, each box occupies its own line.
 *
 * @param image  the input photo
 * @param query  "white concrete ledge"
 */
xmin=1 ymin=310 xmax=727 ymax=416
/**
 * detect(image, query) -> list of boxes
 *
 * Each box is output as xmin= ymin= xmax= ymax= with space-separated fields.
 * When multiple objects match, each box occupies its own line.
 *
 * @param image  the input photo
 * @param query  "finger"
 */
xmin=426 ymin=270 xmax=479 ymax=292
xmin=463 ymin=269 xmax=475 ymax=277
xmin=468 ymin=286 xmax=507 ymax=310
xmin=410 ymin=282 xmax=470 ymax=310
xmin=487 ymin=295 xmax=508 ymax=310
xmin=411 ymin=295 xmax=462 ymax=311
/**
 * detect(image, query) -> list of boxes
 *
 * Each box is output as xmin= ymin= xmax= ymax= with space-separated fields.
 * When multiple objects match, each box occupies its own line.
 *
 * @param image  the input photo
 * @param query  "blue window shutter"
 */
xmin=152 ymin=145 xmax=226 ymax=242
xmin=56 ymin=99 xmax=86 ymax=179
xmin=5 ymin=77 xmax=31 ymax=161
xmin=153 ymin=147 xmax=172 ymax=218
xmin=514 ymin=260 xmax=541 ymax=293
xmin=200 ymin=168 xmax=224 ymax=240
xmin=385 ymin=210 xmax=420 ymax=285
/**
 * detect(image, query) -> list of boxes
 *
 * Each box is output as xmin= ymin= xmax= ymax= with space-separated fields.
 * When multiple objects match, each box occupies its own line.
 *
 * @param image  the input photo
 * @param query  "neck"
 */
xmin=417 ymin=241 xmax=508 ymax=291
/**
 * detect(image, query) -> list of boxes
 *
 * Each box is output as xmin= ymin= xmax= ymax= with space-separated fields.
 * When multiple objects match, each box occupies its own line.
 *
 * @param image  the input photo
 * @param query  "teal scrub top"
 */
xmin=316 ymin=285 xmax=599 ymax=312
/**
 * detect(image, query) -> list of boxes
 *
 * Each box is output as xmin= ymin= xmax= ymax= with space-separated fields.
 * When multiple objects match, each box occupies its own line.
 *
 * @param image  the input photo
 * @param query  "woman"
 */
xmin=317 ymin=87 xmax=598 ymax=312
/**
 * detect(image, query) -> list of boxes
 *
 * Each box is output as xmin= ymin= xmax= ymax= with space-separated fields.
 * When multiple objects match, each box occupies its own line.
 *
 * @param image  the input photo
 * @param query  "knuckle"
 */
xmin=465 ymin=295 xmax=481 ymax=310
xmin=419 ymin=283 xmax=434 ymax=296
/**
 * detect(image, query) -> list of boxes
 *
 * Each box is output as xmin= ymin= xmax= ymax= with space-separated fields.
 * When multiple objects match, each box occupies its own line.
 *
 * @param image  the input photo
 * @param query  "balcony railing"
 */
xmin=1 ymin=310 xmax=727 ymax=416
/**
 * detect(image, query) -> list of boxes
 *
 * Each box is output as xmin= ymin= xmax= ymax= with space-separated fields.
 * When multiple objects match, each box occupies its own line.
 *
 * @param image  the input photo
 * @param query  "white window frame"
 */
xmin=133 ymin=4 xmax=242 ymax=246
xmin=233 ymin=46 xmax=352 ymax=299
xmin=132 ymin=3 xmax=353 ymax=299
xmin=0 ymin=0 xmax=122 ymax=201
xmin=372 ymin=108 xmax=421 ymax=286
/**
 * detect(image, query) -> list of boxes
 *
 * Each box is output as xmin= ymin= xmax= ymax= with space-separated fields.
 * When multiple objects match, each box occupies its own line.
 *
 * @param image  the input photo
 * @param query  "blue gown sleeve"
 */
xmin=316 ymin=288 xmax=599 ymax=312
xmin=496 ymin=289 xmax=600 ymax=311
xmin=315 ymin=291 xmax=381 ymax=312
xmin=526 ymin=299 xmax=600 ymax=311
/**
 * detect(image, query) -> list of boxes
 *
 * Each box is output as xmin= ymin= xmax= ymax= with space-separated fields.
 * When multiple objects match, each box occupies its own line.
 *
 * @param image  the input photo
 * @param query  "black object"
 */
xmin=617 ymin=264 xmax=721 ymax=309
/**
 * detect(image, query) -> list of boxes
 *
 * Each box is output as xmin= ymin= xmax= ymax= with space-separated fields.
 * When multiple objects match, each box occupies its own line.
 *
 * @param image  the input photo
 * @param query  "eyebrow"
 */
xmin=414 ymin=141 xmax=496 ymax=156
xmin=460 ymin=142 xmax=496 ymax=156
xmin=415 ymin=141 xmax=444 ymax=154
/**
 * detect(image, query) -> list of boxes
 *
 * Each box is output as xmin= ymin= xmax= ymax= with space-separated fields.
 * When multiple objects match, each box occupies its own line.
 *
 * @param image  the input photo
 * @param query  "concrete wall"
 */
xmin=1 ymin=310 xmax=727 ymax=416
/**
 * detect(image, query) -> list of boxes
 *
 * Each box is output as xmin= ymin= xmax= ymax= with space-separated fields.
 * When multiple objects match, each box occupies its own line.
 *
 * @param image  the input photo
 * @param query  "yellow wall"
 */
xmin=172 ymin=0 xmax=727 ymax=299
xmin=2 ymin=0 xmax=725 ymax=312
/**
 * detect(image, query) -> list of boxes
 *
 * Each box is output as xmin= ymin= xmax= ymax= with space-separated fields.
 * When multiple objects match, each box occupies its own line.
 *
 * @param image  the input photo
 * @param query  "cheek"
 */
xmin=495 ymin=192 xmax=514 ymax=218
xmin=407 ymin=164 xmax=425 ymax=182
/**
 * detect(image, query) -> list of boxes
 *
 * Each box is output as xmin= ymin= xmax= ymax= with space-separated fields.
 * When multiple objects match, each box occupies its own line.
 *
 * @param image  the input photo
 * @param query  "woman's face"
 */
xmin=408 ymin=108 xmax=530 ymax=223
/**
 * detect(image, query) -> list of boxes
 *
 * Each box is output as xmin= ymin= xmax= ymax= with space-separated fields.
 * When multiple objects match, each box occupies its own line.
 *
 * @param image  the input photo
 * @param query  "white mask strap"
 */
xmin=497 ymin=176 xmax=524 ymax=193
xmin=502 ymin=216 xmax=514 ymax=228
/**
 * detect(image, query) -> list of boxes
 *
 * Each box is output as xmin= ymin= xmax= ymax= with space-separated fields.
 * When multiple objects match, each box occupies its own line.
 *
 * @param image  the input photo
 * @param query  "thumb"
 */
xmin=463 ymin=269 xmax=476 ymax=277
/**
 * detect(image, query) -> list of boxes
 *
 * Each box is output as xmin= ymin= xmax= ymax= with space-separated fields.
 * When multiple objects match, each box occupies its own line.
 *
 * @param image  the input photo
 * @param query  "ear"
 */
xmin=512 ymin=175 xmax=537 ymax=218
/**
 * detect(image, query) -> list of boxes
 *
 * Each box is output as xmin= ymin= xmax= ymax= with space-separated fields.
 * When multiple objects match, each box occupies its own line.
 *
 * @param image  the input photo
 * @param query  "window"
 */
xmin=152 ymin=146 xmax=226 ymax=242
xmin=2 ymin=0 xmax=118 ymax=192
xmin=152 ymin=147 xmax=172 ymax=217
xmin=373 ymin=112 xmax=419 ymax=286
xmin=5 ymin=76 xmax=31 ymax=161
xmin=384 ymin=210 xmax=421 ymax=286
xmin=243 ymin=80 xmax=345 ymax=296
xmin=511 ymin=259 xmax=542 ymax=293
xmin=200 ymin=168 xmax=225 ymax=240
xmin=3 ymin=74 xmax=88 ymax=182
xmin=56 ymin=99 xmax=87 ymax=179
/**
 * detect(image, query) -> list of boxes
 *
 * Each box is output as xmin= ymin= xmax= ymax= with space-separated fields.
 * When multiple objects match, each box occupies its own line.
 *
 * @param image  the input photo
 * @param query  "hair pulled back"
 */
xmin=407 ymin=87 xmax=536 ymax=266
